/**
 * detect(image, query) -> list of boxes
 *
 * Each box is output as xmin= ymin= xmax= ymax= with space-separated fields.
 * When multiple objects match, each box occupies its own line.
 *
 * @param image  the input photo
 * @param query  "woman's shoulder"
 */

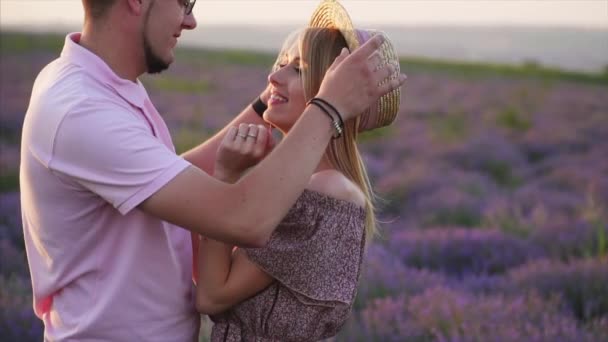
xmin=306 ymin=169 xmax=366 ymax=209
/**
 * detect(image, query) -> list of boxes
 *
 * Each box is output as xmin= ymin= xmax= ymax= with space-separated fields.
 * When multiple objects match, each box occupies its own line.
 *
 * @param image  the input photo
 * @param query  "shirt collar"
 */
xmin=60 ymin=32 xmax=148 ymax=109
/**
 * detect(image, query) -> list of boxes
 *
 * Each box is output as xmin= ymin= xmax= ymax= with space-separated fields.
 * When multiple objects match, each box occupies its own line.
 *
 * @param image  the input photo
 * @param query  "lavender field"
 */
xmin=1 ymin=32 xmax=608 ymax=341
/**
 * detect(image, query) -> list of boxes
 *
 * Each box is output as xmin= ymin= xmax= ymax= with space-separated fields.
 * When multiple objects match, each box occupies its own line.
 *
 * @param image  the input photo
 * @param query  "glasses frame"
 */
xmin=183 ymin=0 xmax=196 ymax=15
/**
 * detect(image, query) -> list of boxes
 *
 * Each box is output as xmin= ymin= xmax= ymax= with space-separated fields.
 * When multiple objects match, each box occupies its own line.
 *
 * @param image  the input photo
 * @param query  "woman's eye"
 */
xmin=293 ymin=66 xmax=301 ymax=74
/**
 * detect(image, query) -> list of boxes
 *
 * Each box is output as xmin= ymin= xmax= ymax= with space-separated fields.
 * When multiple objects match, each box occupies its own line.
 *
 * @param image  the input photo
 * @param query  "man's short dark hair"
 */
xmin=82 ymin=0 xmax=117 ymax=20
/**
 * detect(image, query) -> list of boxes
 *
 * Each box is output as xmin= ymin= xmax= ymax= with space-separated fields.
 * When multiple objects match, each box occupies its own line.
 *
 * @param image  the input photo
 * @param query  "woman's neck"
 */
xmin=313 ymin=156 xmax=334 ymax=174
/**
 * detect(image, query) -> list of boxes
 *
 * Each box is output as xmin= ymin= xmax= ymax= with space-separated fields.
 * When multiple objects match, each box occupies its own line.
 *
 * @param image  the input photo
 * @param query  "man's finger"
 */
xmin=377 ymin=73 xmax=407 ymax=96
xmin=367 ymin=52 xmax=384 ymax=71
xmin=349 ymin=34 xmax=384 ymax=61
xmin=328 ymin=47 xmax=349 ymax=72
xmin=373 ymin=63 xmax=396 ymax=84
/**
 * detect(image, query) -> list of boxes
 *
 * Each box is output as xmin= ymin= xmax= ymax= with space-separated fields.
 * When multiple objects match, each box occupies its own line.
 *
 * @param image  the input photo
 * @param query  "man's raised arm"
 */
xmin=140 ymin=35 xmax=406 ymax=247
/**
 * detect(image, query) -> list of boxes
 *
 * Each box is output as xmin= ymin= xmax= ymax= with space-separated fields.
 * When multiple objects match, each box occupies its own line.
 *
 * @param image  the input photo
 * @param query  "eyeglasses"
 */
xmin=182 ymin=0 xmax=196 ymax=15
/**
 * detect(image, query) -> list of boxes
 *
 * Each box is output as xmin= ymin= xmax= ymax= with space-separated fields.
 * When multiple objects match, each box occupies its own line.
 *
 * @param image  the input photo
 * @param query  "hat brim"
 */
xmin=308 ymin=0 xmax=401 ymax=131
xmin=309 ymin=0 xmax=360 ymax=52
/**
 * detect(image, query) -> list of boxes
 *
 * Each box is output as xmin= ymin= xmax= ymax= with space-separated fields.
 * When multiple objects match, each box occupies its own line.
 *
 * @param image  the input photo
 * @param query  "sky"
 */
xmin=1 ymin=0 xmax=607 ymax=29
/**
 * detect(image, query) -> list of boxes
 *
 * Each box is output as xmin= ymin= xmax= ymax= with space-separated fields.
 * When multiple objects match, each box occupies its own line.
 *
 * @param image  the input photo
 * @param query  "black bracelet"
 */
xmin=307 ymin=100 xmax=343 ymax=139
xmin=310 ymin=97 xmax=344 ymax=132
xmin=251 ymin=96 xmax=267 ymax=118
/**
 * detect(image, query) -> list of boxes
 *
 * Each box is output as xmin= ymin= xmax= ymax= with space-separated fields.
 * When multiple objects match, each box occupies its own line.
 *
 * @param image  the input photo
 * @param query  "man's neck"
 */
xmin=79 ymin=20 xmax=145 ymax=82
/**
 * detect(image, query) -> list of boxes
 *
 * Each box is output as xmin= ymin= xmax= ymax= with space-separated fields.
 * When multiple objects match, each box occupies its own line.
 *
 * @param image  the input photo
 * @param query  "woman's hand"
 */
xmin=213 ymin=123 xmax=274 ymax=183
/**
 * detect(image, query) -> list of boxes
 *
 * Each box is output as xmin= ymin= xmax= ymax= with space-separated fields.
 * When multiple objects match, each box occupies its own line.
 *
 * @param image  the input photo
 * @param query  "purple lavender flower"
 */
xmin=356 ymin=244 xmax=446 ymax=309
xmin=531 ymin=220 xmax=608 ymax=261
xmin=0 ymin=275 xmax=43 ymax=341
xmin=503 ymin=257 xmax=608 ymax=321
xmin=389 ymin=228 xmax=539 ymax=277
xmin=0 ymin=192 xmax=23 ymax=246
xmin=357 ymin=287 xmax=596 ymax=341
xmin=0 ymin=239 xmax=28 ymax=277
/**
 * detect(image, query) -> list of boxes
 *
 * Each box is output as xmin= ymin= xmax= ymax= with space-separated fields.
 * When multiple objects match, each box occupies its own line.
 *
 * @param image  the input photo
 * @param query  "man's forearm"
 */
xmin=231 ymin=105 xmax=334 ymax=243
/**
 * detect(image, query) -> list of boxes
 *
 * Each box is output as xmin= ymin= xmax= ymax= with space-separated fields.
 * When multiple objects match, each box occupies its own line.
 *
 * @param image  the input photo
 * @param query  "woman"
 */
xmin=195 ymin=2 xmax=401 ymax=341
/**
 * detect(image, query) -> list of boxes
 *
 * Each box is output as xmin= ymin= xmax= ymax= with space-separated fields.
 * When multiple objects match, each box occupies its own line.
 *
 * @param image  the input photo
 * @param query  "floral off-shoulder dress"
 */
xmin=210 ymin=189 xmax=366 ymax=342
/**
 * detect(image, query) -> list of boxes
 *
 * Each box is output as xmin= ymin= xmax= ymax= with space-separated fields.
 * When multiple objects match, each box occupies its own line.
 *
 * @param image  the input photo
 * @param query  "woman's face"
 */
xmin=264 ymin=43 xmax=306 ymax=134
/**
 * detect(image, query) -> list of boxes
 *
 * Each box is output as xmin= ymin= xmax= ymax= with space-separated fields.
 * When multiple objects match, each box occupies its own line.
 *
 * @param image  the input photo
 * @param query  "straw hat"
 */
xmin=309 ymin=0 xmax=401 ymax=131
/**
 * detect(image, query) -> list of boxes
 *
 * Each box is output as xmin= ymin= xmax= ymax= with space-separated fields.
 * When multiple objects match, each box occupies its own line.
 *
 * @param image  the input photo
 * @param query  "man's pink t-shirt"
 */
xmin=20 ymin=33 xmax=199 ymax=341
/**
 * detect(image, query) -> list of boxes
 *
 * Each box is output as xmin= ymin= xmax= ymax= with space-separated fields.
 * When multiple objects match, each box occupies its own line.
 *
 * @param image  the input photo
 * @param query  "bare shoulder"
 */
xmin=307 ymin=170 xmax=366 ymax=208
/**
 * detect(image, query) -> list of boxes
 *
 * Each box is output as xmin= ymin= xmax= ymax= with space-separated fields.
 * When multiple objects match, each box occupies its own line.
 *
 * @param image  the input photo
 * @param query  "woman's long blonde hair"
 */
xmin=273 ymin=28 xmax=378 ymax=242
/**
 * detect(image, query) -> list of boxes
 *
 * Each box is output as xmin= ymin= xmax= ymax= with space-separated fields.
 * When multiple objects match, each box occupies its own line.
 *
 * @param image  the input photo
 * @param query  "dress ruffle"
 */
xmin=210 ymin=189 xmax=366 ymax=341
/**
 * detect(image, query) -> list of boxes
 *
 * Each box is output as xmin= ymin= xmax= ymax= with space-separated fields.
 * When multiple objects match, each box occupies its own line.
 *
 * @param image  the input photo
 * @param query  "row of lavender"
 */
xmin=2 ymin=193 xmax=607 ymax=341
xmin=331 ymin=74 xmax=608 ymax=339
xmin=337 ymin=244 xmax=608 ymax=340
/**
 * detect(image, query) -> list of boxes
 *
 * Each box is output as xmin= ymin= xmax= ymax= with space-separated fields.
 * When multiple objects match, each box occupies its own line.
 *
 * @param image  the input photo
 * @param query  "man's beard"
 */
xmin=143 ymin=34 xmax=169 ymax=74
xmin=142 ymin=1 xmax=169 ymax=75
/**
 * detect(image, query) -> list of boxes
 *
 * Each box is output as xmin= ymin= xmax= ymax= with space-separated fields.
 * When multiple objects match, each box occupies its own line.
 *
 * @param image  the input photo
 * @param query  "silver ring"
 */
xmin=237 ymin=133 xmax=247 ymax=139
xmin=247 ymin=133 xmax=258 ymax=139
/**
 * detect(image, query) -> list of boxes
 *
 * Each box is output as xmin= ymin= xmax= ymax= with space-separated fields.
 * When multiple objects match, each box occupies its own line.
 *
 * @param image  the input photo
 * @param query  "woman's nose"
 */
xmin=268 ymin=68 xmax=282 ymax=86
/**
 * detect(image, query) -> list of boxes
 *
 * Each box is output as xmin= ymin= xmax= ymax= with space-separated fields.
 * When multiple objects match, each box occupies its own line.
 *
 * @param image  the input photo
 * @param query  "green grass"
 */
xmin=173 ymin=127 xmax=210 ymax=154
xmin=0 ymin=31 xmax=64 ymax=55
xmin=590 ymin=219 xmax=607 ymax=258
xmin=359 ymin=125 xmax=395 ymax=142
xmin=399 ymin=56 xmax=608 ymax=85
xmin=145 ymin=77 xmax=213 ymax=93
xmin=495 ymin=107 xmax=532 ymax=132
xmin=175 ymin=47 xmax=275 ymax=67
xmin=480 ymin=160 xmax=521 ymax=188
xmin=459 ymin=182 xmax=485 ymax=197
xmin=525 ymin=149 xmax=547 ymax=164
xmin=425 ymin=207 xmax=482 ymax=228
xmin=484 ymin=214 xmax=533 ymax=238
xmin=430 ymin=112 xmax=468 ymax=143
xmin=0 ymin=171 xmax=19 ymax=192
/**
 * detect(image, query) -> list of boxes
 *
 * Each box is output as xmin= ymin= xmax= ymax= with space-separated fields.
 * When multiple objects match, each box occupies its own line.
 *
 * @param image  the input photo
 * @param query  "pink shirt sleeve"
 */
xmin=46 ymin=98 xmax=191 ymax=215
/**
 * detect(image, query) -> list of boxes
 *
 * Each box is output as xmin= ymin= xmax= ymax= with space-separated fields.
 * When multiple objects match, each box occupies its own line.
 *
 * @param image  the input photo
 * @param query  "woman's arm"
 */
xmin=195 ymin=238 xmax=273 ymax=315
xmin=195 ymin=148 xmax=274 ymax=316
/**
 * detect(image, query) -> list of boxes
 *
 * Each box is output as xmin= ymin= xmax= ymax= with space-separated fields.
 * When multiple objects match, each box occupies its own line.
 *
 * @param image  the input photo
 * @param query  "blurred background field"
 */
xmin=1 ymin=28 xmax=608 ymax=341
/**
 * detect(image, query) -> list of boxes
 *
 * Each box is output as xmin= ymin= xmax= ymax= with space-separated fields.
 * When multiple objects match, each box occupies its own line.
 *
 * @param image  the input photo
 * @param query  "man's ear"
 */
xmin=126 ymin=0 xmax=145 ymax=16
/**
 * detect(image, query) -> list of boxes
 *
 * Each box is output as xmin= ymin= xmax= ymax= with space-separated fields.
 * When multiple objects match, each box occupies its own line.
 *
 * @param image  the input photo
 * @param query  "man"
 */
xmin=20 ymin=0 xmax=405 ymax=340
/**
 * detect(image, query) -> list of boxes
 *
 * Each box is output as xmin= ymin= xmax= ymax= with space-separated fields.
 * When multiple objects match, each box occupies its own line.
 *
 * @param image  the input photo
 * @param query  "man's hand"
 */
xmin=213 ymin=123 xmax=275 ymax=183
xmin=316 ymin=35 xmax=406 ymax=122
